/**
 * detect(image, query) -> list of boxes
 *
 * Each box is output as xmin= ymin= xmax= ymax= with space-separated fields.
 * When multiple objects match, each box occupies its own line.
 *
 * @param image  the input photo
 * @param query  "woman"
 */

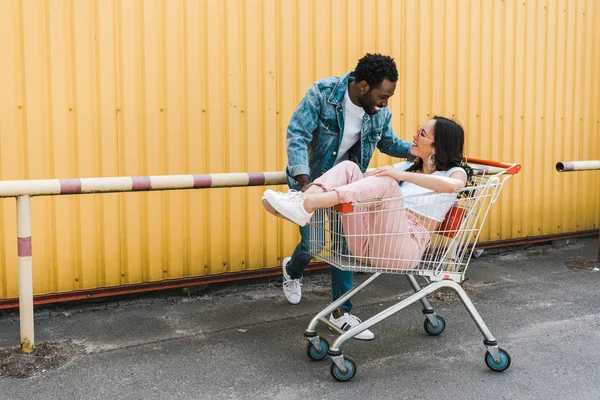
xmin=263 ymin=116 xmax=469 ymax=270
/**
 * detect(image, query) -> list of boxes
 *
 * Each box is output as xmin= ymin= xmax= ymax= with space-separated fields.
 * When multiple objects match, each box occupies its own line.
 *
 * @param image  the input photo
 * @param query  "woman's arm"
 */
xmin=373 ymin=166 xmax=467 ymax=193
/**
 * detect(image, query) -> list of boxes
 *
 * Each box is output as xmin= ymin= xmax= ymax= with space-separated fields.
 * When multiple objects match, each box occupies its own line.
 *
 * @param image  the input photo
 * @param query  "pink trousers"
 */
xmin=311 ymin=161 xmax=431 ymax=270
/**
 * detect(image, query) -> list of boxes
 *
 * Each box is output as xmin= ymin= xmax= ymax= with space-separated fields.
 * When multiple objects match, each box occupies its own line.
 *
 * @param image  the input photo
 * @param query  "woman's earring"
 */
xmin=428 ymin=154 xmax=437 ymax=171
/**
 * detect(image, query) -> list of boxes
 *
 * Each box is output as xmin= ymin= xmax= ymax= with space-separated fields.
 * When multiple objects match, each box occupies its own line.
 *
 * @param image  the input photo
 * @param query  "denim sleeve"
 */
xmin=377 ymin=112 xmax=412 ymax=158
xmin=286 ymin=83 xmax=321 ymax=177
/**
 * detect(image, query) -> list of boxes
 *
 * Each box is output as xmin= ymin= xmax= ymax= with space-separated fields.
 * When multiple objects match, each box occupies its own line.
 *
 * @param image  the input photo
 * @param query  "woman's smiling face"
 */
xmin=410 ymin=119 xmax=436 ymax=159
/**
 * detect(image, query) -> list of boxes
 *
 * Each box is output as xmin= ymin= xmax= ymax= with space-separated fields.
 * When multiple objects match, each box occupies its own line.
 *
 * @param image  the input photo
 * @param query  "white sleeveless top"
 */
xmin=393 ymin=161 xmax=467 ymax=222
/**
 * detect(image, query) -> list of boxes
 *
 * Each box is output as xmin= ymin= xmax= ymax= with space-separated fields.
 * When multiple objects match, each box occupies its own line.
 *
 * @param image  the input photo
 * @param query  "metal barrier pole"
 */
xmin=556 ymin=161 xmax=600 ymax=262
xmin=0 ymin=171 xmax=289 ymax=353
xmin=16 ymin=195 xmax=34 ymax=353
xmin=555 ymin=160 xmax=600 ymax=172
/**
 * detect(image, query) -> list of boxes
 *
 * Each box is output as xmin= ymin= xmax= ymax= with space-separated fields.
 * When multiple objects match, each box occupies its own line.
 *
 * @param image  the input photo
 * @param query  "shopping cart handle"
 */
xmin=334 ymin=203 xmax=355 ymax=213
xmin=466 ymin=157 xmax=522 ymax=175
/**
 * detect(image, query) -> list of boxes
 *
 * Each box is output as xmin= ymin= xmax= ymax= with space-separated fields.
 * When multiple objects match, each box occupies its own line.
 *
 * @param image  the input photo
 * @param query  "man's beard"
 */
xmin=357 ymin=95 xmax=377 ymax=115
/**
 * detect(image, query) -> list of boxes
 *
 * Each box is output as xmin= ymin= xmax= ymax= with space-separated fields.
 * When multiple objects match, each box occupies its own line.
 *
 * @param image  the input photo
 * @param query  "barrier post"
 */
xmin=17 ymin=195 xmax=34 ymax=353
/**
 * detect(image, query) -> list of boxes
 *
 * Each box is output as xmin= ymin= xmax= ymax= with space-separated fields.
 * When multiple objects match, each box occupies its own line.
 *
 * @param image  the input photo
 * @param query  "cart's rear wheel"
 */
xmin=485 ymin=348 xmax=511 ymax=372
xmin=423 ymin=315 xmax=446 ymax=336
xmin=306 ymin=337 xmax=329 ymax=361
xmin=330 ymin=356 xmax=357 ymax=382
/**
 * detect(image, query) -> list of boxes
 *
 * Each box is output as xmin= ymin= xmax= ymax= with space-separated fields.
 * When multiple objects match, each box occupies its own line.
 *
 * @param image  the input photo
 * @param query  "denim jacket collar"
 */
xmin=327 ymin=72 xmax=354 ymax=106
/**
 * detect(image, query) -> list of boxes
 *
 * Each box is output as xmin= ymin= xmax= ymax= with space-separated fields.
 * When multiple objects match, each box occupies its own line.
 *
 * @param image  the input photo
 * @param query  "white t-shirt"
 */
xmin=334 ymin=88 xmax=365 ymax=164
xmin=393 ymin=161 xmax=467 ymax=222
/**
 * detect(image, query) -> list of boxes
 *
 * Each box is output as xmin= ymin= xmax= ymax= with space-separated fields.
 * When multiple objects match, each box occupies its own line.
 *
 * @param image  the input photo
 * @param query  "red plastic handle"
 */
xmin=466 ymin=157 xmax=522 ymax=175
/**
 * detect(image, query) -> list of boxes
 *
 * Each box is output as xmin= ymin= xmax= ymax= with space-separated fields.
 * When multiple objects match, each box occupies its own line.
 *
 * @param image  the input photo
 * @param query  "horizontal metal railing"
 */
xmin=0 ymin=172 xmax=287 ymax=198
xmin=556 ymin=160 xmax=600 ymax=263
xmin=2 ymin=171 xmax=288 ymax=354
xmin=555 ymin=160 xmax=600 ymax=172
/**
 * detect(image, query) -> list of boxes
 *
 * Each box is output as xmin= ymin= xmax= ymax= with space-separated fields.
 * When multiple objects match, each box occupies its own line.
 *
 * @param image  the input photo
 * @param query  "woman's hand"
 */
xmin=373 ymin=165 xmax=404 ymax=181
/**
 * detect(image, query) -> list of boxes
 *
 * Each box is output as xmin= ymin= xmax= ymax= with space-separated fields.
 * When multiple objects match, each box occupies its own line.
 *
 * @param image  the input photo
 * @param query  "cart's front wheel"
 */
xmin=423 ymin=315 xmax=446 ymax=336
xmin=306 ymin=337 xmax=329 ymax=361
xmin=330 ymin=356 xmax=357 ymax=382
xmin=485 ymin=348 xmax=511 ymax=372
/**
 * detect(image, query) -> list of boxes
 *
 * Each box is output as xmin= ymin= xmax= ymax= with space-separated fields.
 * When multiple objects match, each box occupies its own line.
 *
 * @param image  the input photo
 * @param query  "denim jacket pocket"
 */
xmin=363 ymin=128 xmax=382 ymax=160
xmin=368 ymin=128 xmax=382 ymax=142
xmin=318 ymin=119 xmax=339 ymax=136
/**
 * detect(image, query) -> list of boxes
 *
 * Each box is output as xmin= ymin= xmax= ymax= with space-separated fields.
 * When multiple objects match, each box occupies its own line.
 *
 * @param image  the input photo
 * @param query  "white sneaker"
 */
xmin=262 ymin=193 xmax=294 ymax=223
xmin=262 ymin=189 xmax=314 ymax=227
xmin=329 ymin=312 xmax=375 ymax=341
xmin=281 ymin=257 xmax=301 ymax=304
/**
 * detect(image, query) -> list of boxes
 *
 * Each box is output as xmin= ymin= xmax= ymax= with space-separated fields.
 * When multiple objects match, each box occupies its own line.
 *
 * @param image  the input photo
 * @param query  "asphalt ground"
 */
xmin=1 ymin=237 xmax=599 ymax=399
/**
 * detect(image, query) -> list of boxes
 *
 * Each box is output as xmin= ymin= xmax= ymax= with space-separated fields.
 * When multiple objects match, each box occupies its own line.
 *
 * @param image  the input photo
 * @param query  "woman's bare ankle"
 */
xmin=304 ymin=185 xmax=325 ymax=194
xmin=303 ymin=195 xmax=315 ymax=213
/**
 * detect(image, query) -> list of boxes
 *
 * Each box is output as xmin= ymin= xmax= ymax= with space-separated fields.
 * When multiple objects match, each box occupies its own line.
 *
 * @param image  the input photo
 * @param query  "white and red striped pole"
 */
xmin=17 ymin=195 xmax=34 ymax=353
xmin=1 ymin=171 xmax=288 ymax=353
xmin=556 ymin=160 xmax=600 ymax=172
xmin=0 ymin=172 xmax=287 ymax=198
xmin=556 ymin=161 xmax=600 ymax=263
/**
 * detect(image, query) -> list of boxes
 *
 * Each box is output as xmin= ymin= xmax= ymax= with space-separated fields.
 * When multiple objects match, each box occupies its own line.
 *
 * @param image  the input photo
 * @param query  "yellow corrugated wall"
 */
xmin=0 ymin=0 xmax=599 ymax=299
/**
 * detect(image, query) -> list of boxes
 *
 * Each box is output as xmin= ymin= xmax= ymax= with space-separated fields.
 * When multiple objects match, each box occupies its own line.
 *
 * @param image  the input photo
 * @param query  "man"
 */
xmin=265 ymin=53 xmax=411 ymax=340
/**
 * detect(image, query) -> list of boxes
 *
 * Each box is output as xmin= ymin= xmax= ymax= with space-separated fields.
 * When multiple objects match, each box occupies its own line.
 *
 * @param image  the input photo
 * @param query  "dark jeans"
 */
xmin=286 ymin=223 xmax=354 ymax=312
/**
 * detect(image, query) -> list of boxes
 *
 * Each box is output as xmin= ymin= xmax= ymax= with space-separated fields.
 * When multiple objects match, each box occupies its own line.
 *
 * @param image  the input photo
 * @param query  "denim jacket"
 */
xmin=286 ymin=71 xmax=411 ymax=189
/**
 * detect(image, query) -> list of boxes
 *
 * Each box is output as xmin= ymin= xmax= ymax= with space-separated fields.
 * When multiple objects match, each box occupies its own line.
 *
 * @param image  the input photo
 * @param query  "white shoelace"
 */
xmin=283 ymin=278 xmax=302 ymax=292
xmin=280 ymin=189 xmax=305 ymax=203
xmin=336 ymin=314 xmax=362 ymax=328
xmin=344 ymin=313 xmax=363 ymax=327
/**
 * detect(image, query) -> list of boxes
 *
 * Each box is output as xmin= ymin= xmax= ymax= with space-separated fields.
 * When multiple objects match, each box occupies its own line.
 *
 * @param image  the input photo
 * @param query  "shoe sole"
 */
xmin=353 ymin=335 xmax=374 ymax=341
xmin=327 ymin=326 xmax=375 ymax=341
xmin=282 ymin=257 xmax=291 ymax=279
xmin=262 ymin=198 xmax=295 ymax=224
xmin=262 ymin=192 xmax=310 ymax=227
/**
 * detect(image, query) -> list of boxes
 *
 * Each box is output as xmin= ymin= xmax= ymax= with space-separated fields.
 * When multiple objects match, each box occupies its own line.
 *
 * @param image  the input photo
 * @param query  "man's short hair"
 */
xmin=354 ymin=53 xmax=398 ymax=88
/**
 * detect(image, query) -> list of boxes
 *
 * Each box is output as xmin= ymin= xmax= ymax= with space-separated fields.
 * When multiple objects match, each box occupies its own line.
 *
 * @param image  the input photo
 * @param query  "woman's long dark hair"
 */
xmin=407 ymin=116 xmax=471 ymax=179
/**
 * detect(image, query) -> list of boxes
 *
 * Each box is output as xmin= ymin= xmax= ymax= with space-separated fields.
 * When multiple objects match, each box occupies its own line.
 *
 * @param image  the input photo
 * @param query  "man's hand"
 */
xmin=373 ymin=165 xmax=404 ymax=181
xmin=294 ymin=174 xmax=310 ymax=192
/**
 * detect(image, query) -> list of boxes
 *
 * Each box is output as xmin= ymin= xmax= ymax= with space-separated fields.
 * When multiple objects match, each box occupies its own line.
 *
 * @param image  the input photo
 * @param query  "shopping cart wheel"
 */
xmin=484 ymin=348 xmax=511 ymax=372
xmin=330 ymin=356 xmax=357 ymax=382
xmin=423 ymin=315 xmax=446 ymax=336
xmin=306 ymin=337 xmax=330 ymax=361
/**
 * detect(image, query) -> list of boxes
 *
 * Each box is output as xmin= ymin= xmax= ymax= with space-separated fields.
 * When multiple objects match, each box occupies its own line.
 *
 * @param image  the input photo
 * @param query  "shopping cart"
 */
xmin=303 ymin=158 xmax=521 ymax=381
